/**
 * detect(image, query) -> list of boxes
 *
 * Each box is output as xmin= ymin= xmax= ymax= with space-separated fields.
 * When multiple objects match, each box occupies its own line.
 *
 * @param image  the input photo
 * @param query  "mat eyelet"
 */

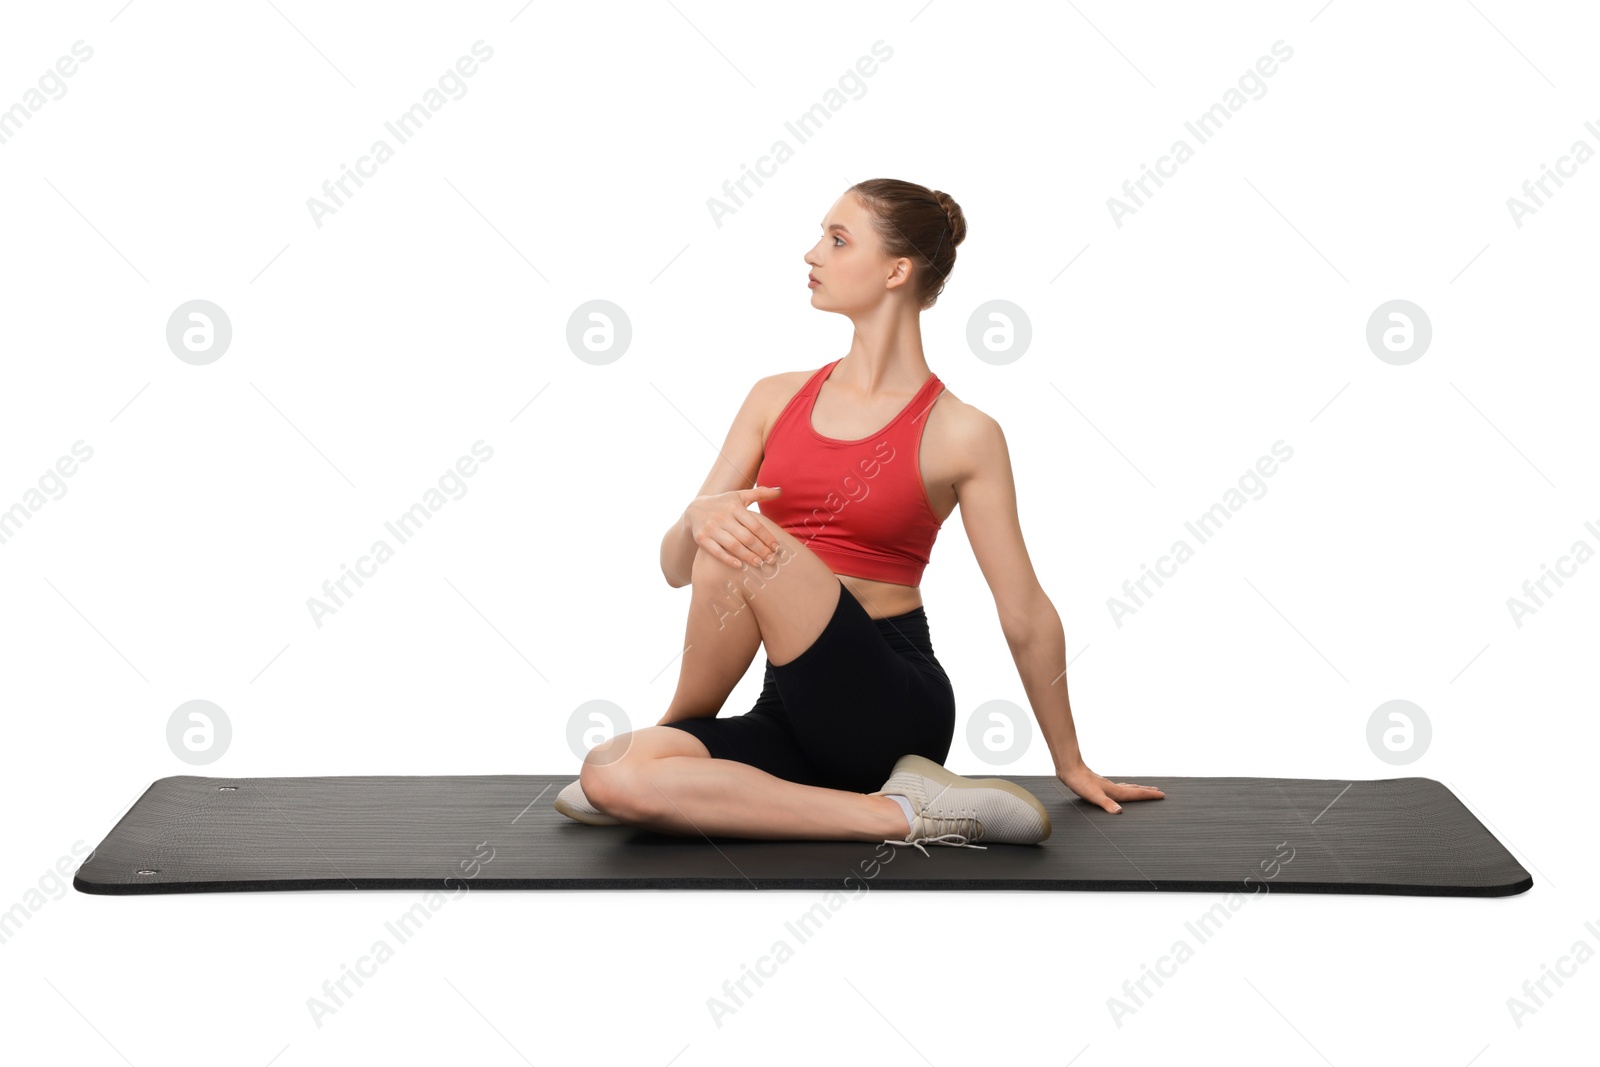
xmin=136 ymin=869 xmax=158 ymax=876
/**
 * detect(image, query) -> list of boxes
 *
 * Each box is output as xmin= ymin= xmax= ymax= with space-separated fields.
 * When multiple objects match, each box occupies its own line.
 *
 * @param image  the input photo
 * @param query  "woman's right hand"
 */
xmin=683 ymin=486 xmax=785 ymax=569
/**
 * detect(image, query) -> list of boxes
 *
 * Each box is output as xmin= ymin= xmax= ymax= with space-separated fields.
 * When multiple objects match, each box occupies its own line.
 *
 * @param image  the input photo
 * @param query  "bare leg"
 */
xmin=657 ymin=518 xmax=843 ymax=722
xmin=654 ymin=549 xmax=764 ymax=723
xmin=583 ymin=516 xmax=912 ymax=841
xmin=581 ymin=725 xmax=911 ymax=842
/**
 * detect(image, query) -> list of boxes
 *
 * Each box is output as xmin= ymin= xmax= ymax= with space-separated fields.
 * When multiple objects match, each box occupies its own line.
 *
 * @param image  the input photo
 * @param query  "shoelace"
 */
xmin=882 ymin=790 xmax=989 ymax=857
xmin=884 ymin=831 xmax=988 ymax=858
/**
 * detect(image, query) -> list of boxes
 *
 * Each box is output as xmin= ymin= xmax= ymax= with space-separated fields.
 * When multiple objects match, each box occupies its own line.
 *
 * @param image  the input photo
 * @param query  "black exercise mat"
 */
xmin=74 ymin=773 xmax=1532 ymax=897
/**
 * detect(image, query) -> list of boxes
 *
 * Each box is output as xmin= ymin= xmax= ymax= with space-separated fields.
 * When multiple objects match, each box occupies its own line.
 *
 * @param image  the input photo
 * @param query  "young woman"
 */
xmin=556 ymin=178 xmax=1164 ymax=853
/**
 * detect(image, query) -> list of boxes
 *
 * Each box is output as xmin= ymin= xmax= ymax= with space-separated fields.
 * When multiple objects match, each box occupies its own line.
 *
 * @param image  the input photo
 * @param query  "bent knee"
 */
xmin=580 ymin=738 xmax=655 ymax=819
xmin=579 ymin=738 xmax=624 ymax=795
xmin=691 ymin=520 xmax=797 ymax=578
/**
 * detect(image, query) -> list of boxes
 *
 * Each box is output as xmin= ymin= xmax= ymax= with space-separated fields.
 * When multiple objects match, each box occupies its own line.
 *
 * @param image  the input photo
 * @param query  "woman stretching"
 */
xmin=556 ymin=178 xmax=1164 ymax=853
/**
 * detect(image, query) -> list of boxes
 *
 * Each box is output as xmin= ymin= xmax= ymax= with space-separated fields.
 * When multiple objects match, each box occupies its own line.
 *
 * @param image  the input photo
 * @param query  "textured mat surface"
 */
xmin=74 ymin=773 xmax=1532 ymax=896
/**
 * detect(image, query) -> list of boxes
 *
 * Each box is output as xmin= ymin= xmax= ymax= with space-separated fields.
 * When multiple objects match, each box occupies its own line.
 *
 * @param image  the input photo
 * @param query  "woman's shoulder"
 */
xmin=927 ymin=380 xmax=994 ymax=440
xmin=924 ymin=384 xmax=1008 ymax=479
xmin=760 ymin=366 xmax=821 ymax=392
xmin=739 ymin=367 xmax=825 ymax=446
xmin=750 ymin=365 xmax=825 ymax=416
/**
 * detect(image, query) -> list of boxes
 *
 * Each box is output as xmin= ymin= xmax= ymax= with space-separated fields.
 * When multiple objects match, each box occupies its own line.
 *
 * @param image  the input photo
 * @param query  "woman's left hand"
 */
xmin=1057 ymin=760 xmax=1166 ymax=813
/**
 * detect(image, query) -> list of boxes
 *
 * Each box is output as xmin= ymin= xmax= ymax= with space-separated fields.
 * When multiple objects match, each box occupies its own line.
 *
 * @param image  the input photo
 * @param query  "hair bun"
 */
xmin=932 ymin=190 xmax=967 ymax=247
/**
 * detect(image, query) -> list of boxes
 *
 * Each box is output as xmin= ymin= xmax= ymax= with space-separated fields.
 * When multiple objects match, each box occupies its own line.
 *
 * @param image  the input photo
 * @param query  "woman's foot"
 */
xmin=870 ymin=754 xmax=1052 ymax=855
xmin=553 ymin=779 xmax=621 ymax=826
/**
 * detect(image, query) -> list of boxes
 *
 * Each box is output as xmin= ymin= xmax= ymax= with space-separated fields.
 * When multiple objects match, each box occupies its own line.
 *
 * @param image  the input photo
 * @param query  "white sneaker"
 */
xmin=553 ymin=778 xmax=621 ymax=826
xmin=870 ymin=754 xmax=1051 ymax=855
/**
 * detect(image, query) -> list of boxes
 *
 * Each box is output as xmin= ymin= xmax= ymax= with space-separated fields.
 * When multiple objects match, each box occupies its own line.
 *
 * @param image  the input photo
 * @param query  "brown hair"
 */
xmin=847 ymin=178 xmax=967 ymax=310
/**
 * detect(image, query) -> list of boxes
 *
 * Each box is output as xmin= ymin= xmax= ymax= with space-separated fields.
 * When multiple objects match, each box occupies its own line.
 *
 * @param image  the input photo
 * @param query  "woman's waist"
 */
xmin=873 ymin=611 xmax=946 ymax=674
xmin=839 ymin=574 xmax=924 ymax=621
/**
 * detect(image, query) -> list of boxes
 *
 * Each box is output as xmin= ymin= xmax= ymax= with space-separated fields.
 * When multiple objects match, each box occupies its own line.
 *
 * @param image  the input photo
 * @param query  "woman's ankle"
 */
xmin=865 ymin=793 xmax=912 ymax=839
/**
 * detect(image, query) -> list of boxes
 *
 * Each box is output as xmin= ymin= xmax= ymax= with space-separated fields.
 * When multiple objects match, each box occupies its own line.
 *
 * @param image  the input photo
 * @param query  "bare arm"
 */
xmin=659 ymin=377 xmax=777 ymax=588
xmin=954 ymin=410 xmax=1165 ymax=812
xmin=953 ymin=411 xmax=1082 ymax=768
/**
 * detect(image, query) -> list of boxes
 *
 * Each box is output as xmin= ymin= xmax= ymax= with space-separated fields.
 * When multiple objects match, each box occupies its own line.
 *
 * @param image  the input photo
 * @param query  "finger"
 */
xmin=712 ymin=529 xmax=765 ymax=568
xmin=736 ymin=485 xmax=782 ymax=506
xmin=1086 ymin=790 xmax=1122 ymax=814
xmin=734 ymin=511 xmax=782 ymax=555
xmin=699 ymin=533 xmax=742 ymax=569
xmin=1109 ymin=782 xmax=1166 ymax=799
xmin=722 ymin=523 xmax=773 ymax=566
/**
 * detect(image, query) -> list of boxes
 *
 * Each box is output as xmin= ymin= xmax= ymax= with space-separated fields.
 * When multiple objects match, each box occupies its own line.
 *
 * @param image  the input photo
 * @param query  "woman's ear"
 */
xmin=884 ymin=257 xmax=912 ymax=291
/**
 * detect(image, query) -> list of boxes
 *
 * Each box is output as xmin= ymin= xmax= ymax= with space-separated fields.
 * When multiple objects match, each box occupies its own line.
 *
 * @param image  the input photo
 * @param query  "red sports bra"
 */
xmin=756 ymin=358 xmax=945 ymax=586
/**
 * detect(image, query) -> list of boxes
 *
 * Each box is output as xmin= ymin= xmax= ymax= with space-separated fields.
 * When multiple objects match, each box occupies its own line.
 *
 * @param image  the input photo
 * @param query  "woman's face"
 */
xmin=804 ymin=192 xmax=909 ymax=314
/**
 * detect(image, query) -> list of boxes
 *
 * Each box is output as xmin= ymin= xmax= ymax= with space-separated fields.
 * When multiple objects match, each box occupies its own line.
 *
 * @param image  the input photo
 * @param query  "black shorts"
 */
xmin=660 ymin=578 xmax=956 ymax=794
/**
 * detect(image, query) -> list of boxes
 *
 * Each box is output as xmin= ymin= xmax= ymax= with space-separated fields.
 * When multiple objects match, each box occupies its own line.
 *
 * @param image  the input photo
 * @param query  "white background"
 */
xmin=2 ymin=0 xmax=1596 ymax=1063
